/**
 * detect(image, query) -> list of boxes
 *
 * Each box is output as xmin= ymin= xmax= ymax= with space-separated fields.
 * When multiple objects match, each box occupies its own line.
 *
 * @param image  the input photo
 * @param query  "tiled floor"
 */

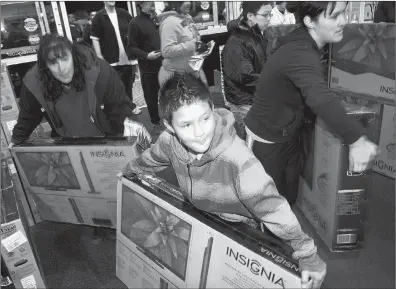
xmin=27 ymin=91 xmax=395 ymax=288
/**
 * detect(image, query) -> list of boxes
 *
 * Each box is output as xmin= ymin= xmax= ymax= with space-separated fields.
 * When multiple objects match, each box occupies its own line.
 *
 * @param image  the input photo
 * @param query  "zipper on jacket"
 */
xmin=187 ymin=163 xmax=193 ymax=202
xmin=90 ymin=114 xmax=105 ymax=136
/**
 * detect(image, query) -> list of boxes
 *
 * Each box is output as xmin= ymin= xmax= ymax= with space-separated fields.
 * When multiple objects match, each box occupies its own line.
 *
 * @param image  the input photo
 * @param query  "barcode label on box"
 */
xmin=1 ymin=230 xmax=27 ymax=252
xmin=331 ymin=77 xmax=339 ymax=84
xmin=337 ymin=234 xmax=357 ymax=244
xmin=21 ymin=275 xmax=37 ymax=289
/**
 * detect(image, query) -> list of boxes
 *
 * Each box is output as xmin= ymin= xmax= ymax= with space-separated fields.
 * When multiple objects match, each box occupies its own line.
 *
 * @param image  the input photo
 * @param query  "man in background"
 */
xmin=83 ymin=11 xmax=96 ymax=46
xmin=270 ymin=1 xmax=295 ymax=25
xmin=374 ymin=1 xmax=395 ymax=23
xmin=91 ymin=1 xmax=141 ymax=114
xmin=68 ymin=14 xmax=83 ymax=43
xmin=127 ymin=2 xmax=163 ymax=133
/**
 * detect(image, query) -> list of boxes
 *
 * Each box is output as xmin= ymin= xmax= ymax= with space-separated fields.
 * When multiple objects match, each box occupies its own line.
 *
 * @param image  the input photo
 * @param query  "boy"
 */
xmin=122 ymin=73 xmax=326 ymax=289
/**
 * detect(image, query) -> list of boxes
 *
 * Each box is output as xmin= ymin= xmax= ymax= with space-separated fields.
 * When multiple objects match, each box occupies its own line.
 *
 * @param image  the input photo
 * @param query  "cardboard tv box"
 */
xmin=116 ymin=172 xmax=302 ymax=289
xmin=372 ymin=104 xmax=395 ymax=179
xmin=11 ymin=137 xmax=145 ymax=228
xmin=330 ymin=23 xmax=396 ymax=102
xmin=1 ymin=158 xmax=46 ymax=289
xmin=297 ymin=88 xmax=382 ymax=252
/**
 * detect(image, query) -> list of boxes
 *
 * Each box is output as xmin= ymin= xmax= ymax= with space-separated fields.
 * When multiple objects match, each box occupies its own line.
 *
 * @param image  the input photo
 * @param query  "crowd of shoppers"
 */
xmin=10 ymin=2 xmax=390 ymax=288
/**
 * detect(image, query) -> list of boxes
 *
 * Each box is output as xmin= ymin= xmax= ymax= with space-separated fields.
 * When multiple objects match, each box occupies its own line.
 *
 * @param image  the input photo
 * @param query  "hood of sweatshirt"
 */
xmin=227 ymin=16 xmax=262 ymax=37
xmin=167 ymin=108 xmax=237 ymax=166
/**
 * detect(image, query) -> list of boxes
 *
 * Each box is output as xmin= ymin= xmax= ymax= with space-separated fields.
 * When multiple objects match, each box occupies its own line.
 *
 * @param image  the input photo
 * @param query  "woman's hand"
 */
xmin=349 ymin=135 xmax=379 ymax=172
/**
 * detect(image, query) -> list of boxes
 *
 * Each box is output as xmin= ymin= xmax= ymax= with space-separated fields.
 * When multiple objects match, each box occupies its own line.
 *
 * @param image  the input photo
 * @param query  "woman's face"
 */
xmin=46 ymin=47 xmax=74 ymax=84
xmin=311 ymin=2 xmax=347 ymax=46
xmin=248 ymin=4 xmax=273 ymax=31
xmin=179 ymin=2 xmax=191 ymax=15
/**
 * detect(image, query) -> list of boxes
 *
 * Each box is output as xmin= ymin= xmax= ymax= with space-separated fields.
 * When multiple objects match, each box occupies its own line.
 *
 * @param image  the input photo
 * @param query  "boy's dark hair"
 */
xmin=159 ymin=73 xmax=213 ymax=124
xmin=241 ymin=1 xmax=273 ymax=20
xmin=287 ymin=1 xmax=349 ymax=26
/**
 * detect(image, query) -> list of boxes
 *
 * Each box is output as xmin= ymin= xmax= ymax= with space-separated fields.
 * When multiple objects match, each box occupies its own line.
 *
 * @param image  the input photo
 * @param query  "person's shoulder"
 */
xmin=221 ymin=137 xmax=261 ymax=170
xmin=118 ymin=8 xmax=132 ymax=17
xmin=94 ymin=9 xmax=106 ymax=18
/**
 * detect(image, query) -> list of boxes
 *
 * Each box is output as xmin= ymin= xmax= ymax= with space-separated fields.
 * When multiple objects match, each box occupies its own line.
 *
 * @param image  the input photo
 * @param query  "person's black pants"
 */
xmin=140 ymin=72 xmax=161 ymax=124
xmin=113 ymin=65 xmax=136 ymax=108
xmin=251 ymin=136 xmax=303 ymax=205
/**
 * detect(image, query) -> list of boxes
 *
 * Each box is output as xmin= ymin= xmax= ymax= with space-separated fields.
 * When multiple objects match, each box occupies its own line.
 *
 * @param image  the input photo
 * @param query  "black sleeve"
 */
xmin=373 ymin=2 xmax=387 ymax=23
xmin=223 ymin=38 xmax=260 ymax=88
xmin=285 ymin=45 xmax=364 ymax=145
xmin=11 ymin=83 xmax=44 ymax=144
xmin=127 ymin=21 xmax=149 ymax=61
xmin=100 ymin=60 xmax=135 ymax=133
xmin=90 ymin=14 xmax=102 ymax=41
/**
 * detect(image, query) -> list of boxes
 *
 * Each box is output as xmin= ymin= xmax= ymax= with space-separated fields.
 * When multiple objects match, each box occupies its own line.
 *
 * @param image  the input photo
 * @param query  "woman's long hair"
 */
xmin=37 ymin=34 xmax=95 ymax=102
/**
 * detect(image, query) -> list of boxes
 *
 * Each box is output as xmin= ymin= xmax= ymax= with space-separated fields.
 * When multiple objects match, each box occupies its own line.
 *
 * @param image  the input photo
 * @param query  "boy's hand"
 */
xmin=299 ymin=254 xmax=326 ymax=289
xmin=301 ymin=269 xmax=326 ymax=289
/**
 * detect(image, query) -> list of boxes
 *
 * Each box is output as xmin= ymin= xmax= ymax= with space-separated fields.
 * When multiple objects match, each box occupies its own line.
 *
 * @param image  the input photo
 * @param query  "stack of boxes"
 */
xmin=1 ymin=155 xmax=46 ymax=288
xmin=297 ymin=22 xmax=395 ymax=252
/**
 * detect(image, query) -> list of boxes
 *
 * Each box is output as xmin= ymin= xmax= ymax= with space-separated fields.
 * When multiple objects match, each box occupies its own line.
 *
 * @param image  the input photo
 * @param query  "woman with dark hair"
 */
xmin=157 ymin=1 xmax=209 ymax=86
xmin=245 ymin=2 xmax=377 ymax=208
xmin=222 ymin=1 xmax=272 ymax=139
xmin=10 ymin=34 xmax=149 ymax=146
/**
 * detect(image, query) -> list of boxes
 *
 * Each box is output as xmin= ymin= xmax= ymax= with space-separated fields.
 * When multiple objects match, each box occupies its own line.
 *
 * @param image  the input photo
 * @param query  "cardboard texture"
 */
xmin=117 ymin=174 xmax=302 ymax=289
xmin=330 ymin=23 xmax=396 ymax=102
xmin=1 ymin=159 xmax=46 ymax=289
xmin=298 ymin=90 xmax=381 ymax=252
xmin=12 ymin=138 xmax=143 ymax=228
xmin=372 ymin=105 xmax=395 ymax=178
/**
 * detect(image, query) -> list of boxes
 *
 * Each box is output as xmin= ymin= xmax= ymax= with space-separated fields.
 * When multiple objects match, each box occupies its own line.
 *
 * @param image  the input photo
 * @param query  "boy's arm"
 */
xmin=122 ymin=133 xmax=171 ymax=176
xmin=237 ymin=158 xmax=326 ymax=273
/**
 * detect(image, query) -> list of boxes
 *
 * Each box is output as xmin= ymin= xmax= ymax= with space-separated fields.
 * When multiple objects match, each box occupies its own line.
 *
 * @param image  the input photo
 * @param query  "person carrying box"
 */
xmin=122 ymin=72 xmax=326 ymax=289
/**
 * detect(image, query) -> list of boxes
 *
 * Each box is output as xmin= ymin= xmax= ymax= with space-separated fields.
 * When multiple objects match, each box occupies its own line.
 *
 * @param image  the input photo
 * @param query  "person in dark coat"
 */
xmin=244 ymin=1 xmax=378 ymax=205
xmin=127 ymin=2 xmax=163 ymax=133
xmin=374 ymin=1 xmax=395 ymax=23
xmin=10 ymin=34 xmax=149 ymax=146
xmin=222 ymin=1 xmax=272 ymax=139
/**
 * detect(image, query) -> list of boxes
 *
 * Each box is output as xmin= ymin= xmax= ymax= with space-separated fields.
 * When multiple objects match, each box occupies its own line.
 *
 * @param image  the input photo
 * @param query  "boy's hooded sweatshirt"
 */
xmin=123 ymin=108 xmax=326 ymax=273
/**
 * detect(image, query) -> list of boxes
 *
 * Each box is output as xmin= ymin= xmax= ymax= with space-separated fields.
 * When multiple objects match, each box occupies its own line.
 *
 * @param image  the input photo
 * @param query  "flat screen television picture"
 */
xmin=121 ymin=185 xmax=192 ymax=281
xmin=16 ymin=151 xmax=80 ymax=190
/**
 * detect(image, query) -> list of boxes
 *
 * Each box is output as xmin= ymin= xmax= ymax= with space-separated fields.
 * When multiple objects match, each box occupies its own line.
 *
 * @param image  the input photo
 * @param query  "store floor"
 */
xmin=29 ymin=93 xmax=394 ymax=289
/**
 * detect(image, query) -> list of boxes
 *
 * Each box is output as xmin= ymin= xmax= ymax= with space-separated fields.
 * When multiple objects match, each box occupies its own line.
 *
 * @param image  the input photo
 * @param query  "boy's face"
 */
xmin=165 ymin=101 xmax=215 ymax=155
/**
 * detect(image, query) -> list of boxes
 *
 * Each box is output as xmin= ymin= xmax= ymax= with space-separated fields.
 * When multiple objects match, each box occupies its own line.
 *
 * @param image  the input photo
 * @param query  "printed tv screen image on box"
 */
xmin=117 ymin=176 xmax=302 ymax=289
xmin=16 ymin=151 xmax=80 ymax=190
xmin=121 ymin=184 xmax=191 ymax=281
xmin=330 ymin=23 xmax=396 ymax=101
xmin=12 ymin=141 xmax=142 ymax=198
